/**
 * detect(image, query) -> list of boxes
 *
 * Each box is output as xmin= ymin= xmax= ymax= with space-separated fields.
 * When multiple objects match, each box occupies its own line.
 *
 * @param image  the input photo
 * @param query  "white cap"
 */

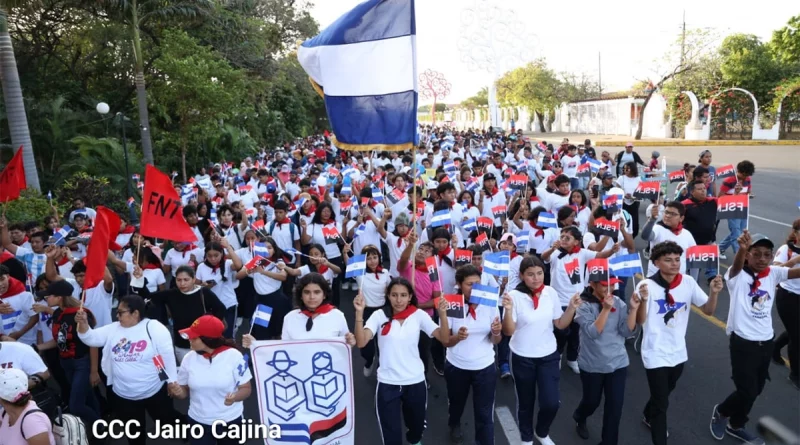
xmin=0 ymin=368 xmax=29 ymax=402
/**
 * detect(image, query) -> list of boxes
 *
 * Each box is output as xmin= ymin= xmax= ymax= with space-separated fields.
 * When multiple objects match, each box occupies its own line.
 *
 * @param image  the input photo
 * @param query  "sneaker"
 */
xmin=432 ymin=362 xmax=444 ymax=377
xmin=725 ymin=424 xmax=765 ymax=445
xmin=534 ymin=433 xmax=555 ymax=445
xmin=642 ymin=416 xmax=669 ymax=437
xmin=351 ymin=281 xmax=359 ymax=291
xmin=642 ymin=248 xmax=650 ymax=260
xmin=710 ymin=404 xmax=727 ymax=440
xmin=521 ymin=442 xmax=533 ymax=445
xmin=341 ymin=281 xmax=351 ymax=290
xmin=566 ymin=360 xmax=580 ymax=374
xmin=449 ymin=425 xmax=464 ymax=445
xmin=719 ymin=253 xmax=728 ymax=260
xmin=363 ymin=362 xmax=373 ymax=378
xmin=500 ymin=363 xmax=511 ymax=379
xmin=575 ymin=420 xmax=589 ymax=440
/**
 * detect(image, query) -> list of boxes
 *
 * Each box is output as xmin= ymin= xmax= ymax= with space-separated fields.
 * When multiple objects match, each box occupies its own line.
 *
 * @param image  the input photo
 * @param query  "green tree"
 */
xmin=461 ymin=87 xmax=488 ymax=109
xmin=496 ymin=59 xmax=562 ymax=132
xmin=149 ymin=29 xmax=249 ymax=182
xmin=90 ymin=0 xmax=213 ymax=166
xmin=771 ymin=15 xmax=800 ymax=65
xmin=0 ymin=1 xmax=40 ymax=189
xmin=719 ymin=34 xmax=786 ymax=102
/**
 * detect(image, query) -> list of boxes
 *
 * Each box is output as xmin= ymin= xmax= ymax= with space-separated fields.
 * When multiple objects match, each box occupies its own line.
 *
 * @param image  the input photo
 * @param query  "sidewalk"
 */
xmin=522 ymin=131 xmax=799 ymax=147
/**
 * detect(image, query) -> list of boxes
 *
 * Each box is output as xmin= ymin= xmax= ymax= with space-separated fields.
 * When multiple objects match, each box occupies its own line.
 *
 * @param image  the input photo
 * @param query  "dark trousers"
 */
xmin=623 ymin=201 xmax=640 ymax=238
xmin=114 ymin=383 xmax=182 ymax=445
xmin=643 ymin=363 xmax=684 ymax=445
xmin=554 ymin=305 xmax=580 ymax=361
xmin=252 ymin=289 xmax=291 ymax=340
xmin=445 ymin=361 xmax=496 ymax=445
xmin=222 ymin=305 xmax=237 ymax=338
xmin=418 ymin=334 xmax=431 ymax=376
xmin=360 ymin=307 xmax=380 ymax=368
xmin=376 ymin=381 xmax=427 ymax=445
xmin=776 ymin=287 xmax=799 ymax=378
xmin=188 ymin=416 xmax=242 ymax=445
xmin=430 ymin=311 xmax=445 ymax=370
xmin=60 ymin=356 xmax=100 ymax=425
xmin=42 ymin=347 xmax=70 ymax=405
xmin=511 ymin=351 xmax=561 ymax=441
xmin=574 ymin=367 xmax=627 ymax=445
xmin=718 ymin=333 xmax=773 ymax=428
xmin=330 ymin=256 xmax=345 ymax=307
xmin=496 ymin=307 xmax=510 ymax=367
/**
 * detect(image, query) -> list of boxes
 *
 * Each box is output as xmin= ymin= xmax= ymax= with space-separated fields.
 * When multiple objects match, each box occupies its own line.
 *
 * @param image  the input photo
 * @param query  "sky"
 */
xmin=308 ymin=0 xmax=794 ymax=104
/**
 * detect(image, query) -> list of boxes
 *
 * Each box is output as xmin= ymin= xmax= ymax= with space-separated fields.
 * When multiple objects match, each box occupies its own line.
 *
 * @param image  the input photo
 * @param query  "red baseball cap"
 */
xmin=597 ymin=278 xmax=622 ymax=286
xmin=179 ymin=315 xmax=224 ymax=340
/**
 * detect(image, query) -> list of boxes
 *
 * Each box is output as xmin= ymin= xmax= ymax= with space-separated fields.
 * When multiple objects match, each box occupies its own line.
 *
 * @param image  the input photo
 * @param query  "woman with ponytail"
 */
xmin=195 ymin=238 xmax=243 ymax=338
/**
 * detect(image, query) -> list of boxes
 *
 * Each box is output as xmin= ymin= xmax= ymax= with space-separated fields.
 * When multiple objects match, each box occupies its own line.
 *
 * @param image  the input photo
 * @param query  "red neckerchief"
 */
xmin=372 ymin=265 xmax=384 ymax=280
xmin=486 ymin=187 xmax=499 ymax=197
xmin=275 ymin=217 xmax=291 ymax=228
xmin=653 ymin=272 xmax=682 ymax=305
xmin=19 ymin=236 xmax=29 ymax=245
xmin=658 ymin=221 xmax=683 ymax=236
xmin=56 ymin=255 xmax=71 ymax=266
xmin=180 ymin=244 xmax=197 ymax=258
xmin=530 ymin=284 xmax=545 ymax=309
xmin=414 ymin=262 xmax=428 ymax=273
xmin=300 ymin=303 xmax=335 ymax=320
xmin=529 ymin=221 xmax=544 ymax=237
xmin=557 ymin=245 xmax=581 ymax=259
xmin=397 ymin=233 xmax=409 ymax=248
xmin=303 ymin=205 xmax=317 ymax=217
xmin=467 ymin=303 xmax=477 ymax=320
xmin=316 ymin=263 xmax=329 ymax=275
xmin=595 ymin=295 xmax=616 ymax=312
xmin=381 ymin=306 xmax=418 ymax=335
xmin=571 ymin=204 xmax=586 ymax=213
xmin=744 ymin=266 xmax=770 ymax=295
xmin=493 ymin=162 xmax=503 ymax=169
xmin=142 ymin=263 xmax=161 ymax=270
xmin=510 ymin=251 xmax=519 ymax=260
xmin=0 ymin=277 xmax=25 ymax=299
xmin=437 ymin=246 xmax=452 ymax=262
xmin=201 ymin=345 xmax=233 ymax=360
xmin=0 ymin=251 xmax=14 ymax=263
xmin=77 ymin=226 xmax=92 ymax=233
xmin=120 ymin=226 xmax=136 ymax=234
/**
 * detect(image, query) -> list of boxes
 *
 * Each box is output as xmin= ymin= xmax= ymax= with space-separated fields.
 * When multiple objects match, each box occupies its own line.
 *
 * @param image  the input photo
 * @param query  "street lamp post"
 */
xmin=96 ymin=102 xmax=136 ymax=222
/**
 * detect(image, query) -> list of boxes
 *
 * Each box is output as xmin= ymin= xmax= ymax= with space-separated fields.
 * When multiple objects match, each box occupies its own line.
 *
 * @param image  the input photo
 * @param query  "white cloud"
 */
xmin=309 ymin=0 xmax=792 ymax=103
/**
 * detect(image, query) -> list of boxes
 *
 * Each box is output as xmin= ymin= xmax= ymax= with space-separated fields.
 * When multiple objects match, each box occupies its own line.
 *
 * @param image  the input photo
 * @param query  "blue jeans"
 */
xmin=511 ymin=351 xmax=561 ymax=441
xmin=719 ymin=218 xmax=746 ymax=254
xmin=189 ymin=416 xmax=242 ymax=445
xmin=445 ymin=361 xmax=497 ymax=445
xmin=569 ymin=177 xmax=580 ymax=190
xmin=60 ymin=355 xmax=100 ymax=425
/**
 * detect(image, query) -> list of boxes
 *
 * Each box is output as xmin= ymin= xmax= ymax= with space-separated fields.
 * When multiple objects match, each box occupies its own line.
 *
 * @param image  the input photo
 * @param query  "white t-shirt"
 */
xmin=0 ymin=290 xmax=37 ymax=345
xmin=647 ymin=225 xmax=696 ymax=275
xmin=365 ymin=308 xmax=438 ymax=385
xmin=505 ymin=255 xmax=524 ymax=296
xmin=196 ymin=260 xmax=238 ymax=309
xmin=546 ymin=248 xmax=598 ymax=306
xmin=79 ymin=319 xmax=177 ymax=400
xmin=775 ymin=245 xmax=800 ymax=294
xmin=383 ymin=233 xmax=409 ymax=275
xmin=561 ymin=154 xmax=580 ymax=178
xmin=447 ymin=304 xmax=499 ymax=370
xmin=281 ymin=309 xmax=349 ymax=340
xmin=617 ymin=175 xmax=642 ymax=205
xmin=237 ymin=250 xmax=283 ymax=295
xmin=267 ymin=221 xmax=300 ymax=264
xmin=360 ymin=270 xmax=391 ymax=308
xmin=307 ymin=222 xmax=342 ymax=259
xmin=177 ymin=348 xmax=252 ymax=425
xmin=163 ymin=247 xmax=203 ymax=276
xmin=480 ymin=190 xmax=507 ymax=226
xmin=0 ymin=341 xmax=49 ymax=374
xmin=126 ymin=264 xmax=166 ymax=293
xmin=724 ymin=266 xmax=789 ymax=341
xmin=638 ymin=274 xmax=708 ymax=369
xmin=508 ymin=287 xmax=563 ymax=358
xmin=541 ymin=191 xmax=570 ymax=214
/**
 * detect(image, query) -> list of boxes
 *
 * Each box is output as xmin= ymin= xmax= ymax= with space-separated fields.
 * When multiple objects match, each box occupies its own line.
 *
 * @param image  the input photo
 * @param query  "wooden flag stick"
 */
xmin=411 ymin=160 xmax=418 ymax=290
xmin=134 ymin=237 xmax=142 ymax=267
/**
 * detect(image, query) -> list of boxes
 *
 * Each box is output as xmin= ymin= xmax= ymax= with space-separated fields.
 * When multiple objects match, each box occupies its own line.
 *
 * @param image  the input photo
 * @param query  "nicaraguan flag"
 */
xmin=430 ymin=210 xmax=450 ymax=228
xmin=252 ymin=242 xmax=270 ymax=258
xmin=284 ymin=247 xmax=300 ymax=256
xmin=471 ymin=283 xmax=499 ymax=307
xmin=444 ymin=160 xmax=456 ymax=172
xmin=483 ymin=251 xmax=510 ymax=277
xmin=252 ymin=305 xmax=272 ymax=328
xmin=538 ymin=212 xmax=558 ymax=228
xmin=609 ymin=253 xmax=643 ymax=277
xmin=588 ymin=158 xmax=603 ymax=172
xmin=345 ymin=254 xmax=367 ymax=278
xmin=51 ymin=226 xmax=72 ymax=246
xmin=297 ymin=0 xmax=418 ymax=151
xmin=463 ymin=218 xmax=477 ymax=232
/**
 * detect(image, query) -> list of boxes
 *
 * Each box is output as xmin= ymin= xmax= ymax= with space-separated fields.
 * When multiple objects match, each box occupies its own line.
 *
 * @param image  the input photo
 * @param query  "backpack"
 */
xmin=268 ymin=220 xmax=297 ymax=241
xmin=17 ymin=408 xmax=89 ymax=445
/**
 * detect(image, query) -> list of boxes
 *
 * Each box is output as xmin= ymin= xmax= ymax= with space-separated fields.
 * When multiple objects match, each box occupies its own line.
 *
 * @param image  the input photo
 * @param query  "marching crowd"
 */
xmin=0 ymin=127 xmax=798 ymax=445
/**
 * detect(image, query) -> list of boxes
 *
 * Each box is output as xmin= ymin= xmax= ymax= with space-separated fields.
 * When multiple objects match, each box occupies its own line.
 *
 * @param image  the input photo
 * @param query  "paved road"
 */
xmin=115 ymin=146 xmax=800 ymax=445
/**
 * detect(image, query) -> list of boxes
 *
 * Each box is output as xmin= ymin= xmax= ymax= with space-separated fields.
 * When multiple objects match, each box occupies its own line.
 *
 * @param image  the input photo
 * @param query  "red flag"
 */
xmin=425 ymin=256 xmax=439 ymax=283
xmin=586 ymin=258 xmax=609 ymax=282
xmin=0 ymin=146 xmax=26 ymax=202
xmin=669 ymin=170 xmax=685 ymax=184
xmin=717 ymin=194 xmax=749 ymax=220
xmin=141 ymin=164 xmax=198 ymax=243
xmin=83 ymin=207 xmax=120 ymax=291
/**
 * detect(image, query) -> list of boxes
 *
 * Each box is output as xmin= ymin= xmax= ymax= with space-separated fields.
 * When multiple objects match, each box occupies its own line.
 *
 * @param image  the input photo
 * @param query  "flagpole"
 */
xmin=746 ymin=194 xmax=750 ymax=231
xmin=135 ymin=237 xmax=142 ymax=267
xmin=412 ymin=157 xmax=418 ymax=290
xmin=716 ymin=244 xmax=720 ymax=277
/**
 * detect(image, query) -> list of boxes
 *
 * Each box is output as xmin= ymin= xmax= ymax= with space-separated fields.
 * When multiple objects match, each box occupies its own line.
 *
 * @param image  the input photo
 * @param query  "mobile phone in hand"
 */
xmin=205 ymin=280 xmax=217 ymax=287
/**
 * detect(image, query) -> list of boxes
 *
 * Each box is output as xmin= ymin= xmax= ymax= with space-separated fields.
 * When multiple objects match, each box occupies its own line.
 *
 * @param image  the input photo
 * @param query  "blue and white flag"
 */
xmin=252 ymin=304 xmax=273 ymax=328
xmin=284 ymin=247 xmax=301 ymax=256
xmin=444 ymin=160 xmax=456 ymax=173
xmin=483 ymin=251 xmax=510 ymax=277
xmin=345 ymin=254 xmax=367 ymax=278
xmin=588 ymin=157 xmax=603 ymax=172
xmin=609 ymin=253 xmax=643 ymax=277
xmin=353 ymin=223 xmax=367 ymax=239
xmin=297 ymin=0 xmax=418 ymax=151
xmin=51 ymin=226 xmax=72 ymax=246
xmin=252 ymin=242 xmax=270 ymax=258
xmin=430 ymin=210 xmax=450 ymax=228
xmin=209 ymin=208 xmax=218 ymax=225
xmin=462 ymin=218 xmax=477 ymax=232
xmin=538 ymin=212 xmax=558 ymax=228
xmin=371 ymin=187 xmax=384 ymax=202
xmin=471 ymin=283 xmax=500 ymax=307
xmin=517 ymin=230 xmax=529 ymax=250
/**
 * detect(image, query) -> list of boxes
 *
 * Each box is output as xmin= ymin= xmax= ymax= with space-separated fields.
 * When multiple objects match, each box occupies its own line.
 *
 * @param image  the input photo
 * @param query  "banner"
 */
xmin=141 ymin=164 xmax=198 ymax=243
xmin=251 ymin=339 xmax=355 ymax=445
xmin=717 ymin=194 xmax=749 ymax=220
xmin=686 ymin=245 xmax=719 ymax=270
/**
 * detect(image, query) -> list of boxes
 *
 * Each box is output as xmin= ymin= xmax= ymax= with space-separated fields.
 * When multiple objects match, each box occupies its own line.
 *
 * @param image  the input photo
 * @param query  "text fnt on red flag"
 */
xmin=140 ymin=164 xmax=198 ymax=243
xmin=0 ymin=146 xmax=26 ymax=202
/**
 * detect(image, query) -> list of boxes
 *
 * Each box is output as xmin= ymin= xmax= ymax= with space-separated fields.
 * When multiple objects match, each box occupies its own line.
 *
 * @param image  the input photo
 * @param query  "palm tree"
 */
xmin=93 ymin=0 xmax=212 ymax=165
xmin=0 ymin=3 xmax=40 ymax=190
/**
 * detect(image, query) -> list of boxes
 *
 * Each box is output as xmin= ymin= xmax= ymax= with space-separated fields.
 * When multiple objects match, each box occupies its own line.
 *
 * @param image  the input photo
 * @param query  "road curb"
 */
xmin=594 ymin=140 xmax=799 ymax=147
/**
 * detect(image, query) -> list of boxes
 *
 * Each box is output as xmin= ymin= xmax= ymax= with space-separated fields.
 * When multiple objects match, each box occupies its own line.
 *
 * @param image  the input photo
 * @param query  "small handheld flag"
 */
xmin=251 ymin=304 xmax=273 ymax=330
xmin=491 ymin=205 xmax=507 ymax=219
xmin=716 ymin=164 xmax=736 ymax=180
xmin=475 ymin=232 xmax=490 ymax=253
xmin=669 ymin=170 xmax=685 ymax=184
xmin=430 ymin=210 xmax=450 ymax=228
xmin=425 ymin=256 xmax=439 ymax=283
xmin=593 ymin=217 xmax=620 ymax=241
xmin=717 ymin=194 xmax=749 ymax=220
xmin=153 ymin=355 xmax=169 ymax=382
xmin=483 ymin=251 xmax=510 ymax=277
xmin=345 ymin=254 xmax=367 ymax=278
xmin=434 ymin=294 xmax=465 ymax=319
xmin=470 ymin=283 xmax=500 ymax=307
xmin=477 ymin=217 xmax=494 ymax=231
xmin=537 ymin=212 xmax=558 ymax=229
xmin=634 ymin=181 xmax=660 ymax=202
xmin=586 ymin=258 xmax=610 ymax=283
xmin=686 ymin=245 xmax=719 ymax=271
xmin=609 ymin=253 xmax=644 ymax=277
xmin=455 ymin=249 xmax=473 ymax=268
